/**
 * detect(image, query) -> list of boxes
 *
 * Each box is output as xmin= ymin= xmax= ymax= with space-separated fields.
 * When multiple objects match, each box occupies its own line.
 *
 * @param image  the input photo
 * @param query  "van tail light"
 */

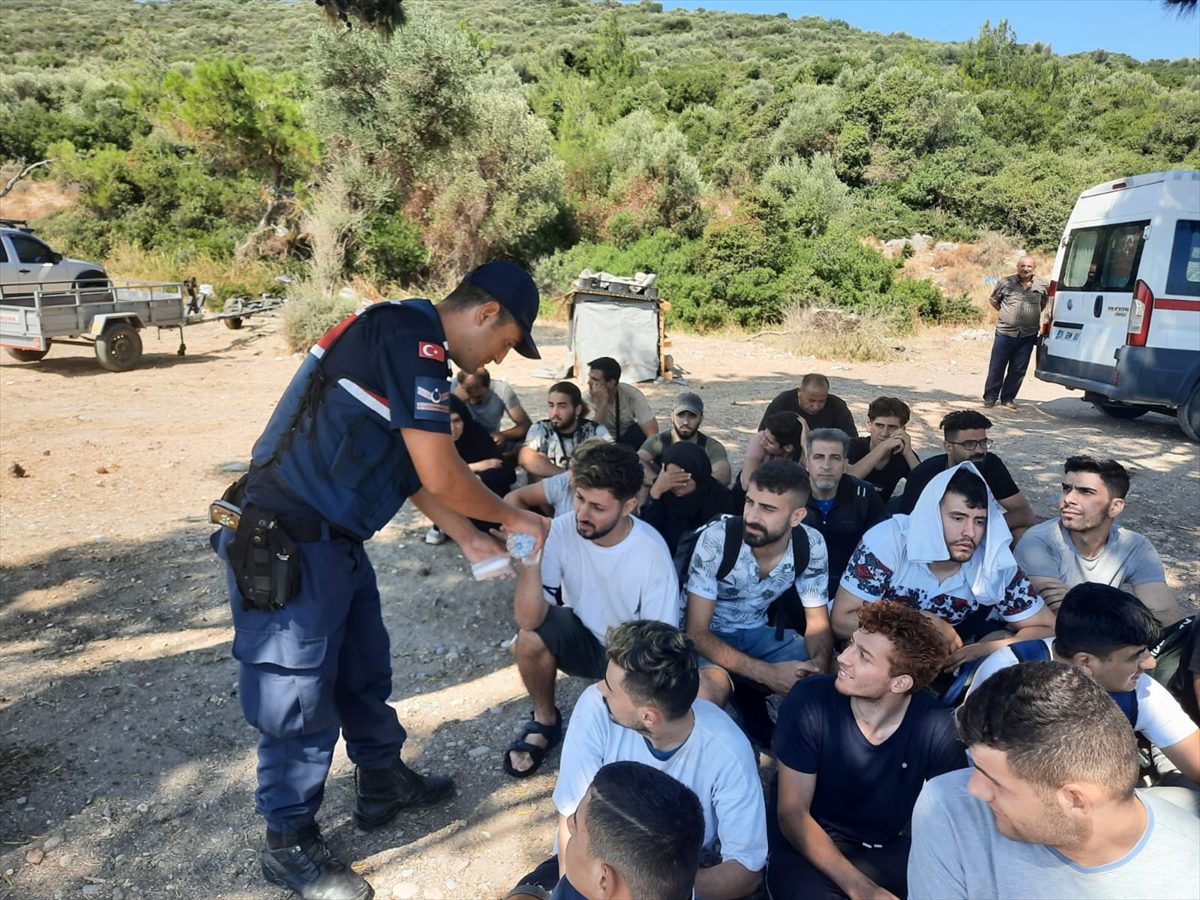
xmin=1127 ymin=280 xmax=1154 ymax=346
xmin=1042 ymin=280 xmax=1056 ymax=336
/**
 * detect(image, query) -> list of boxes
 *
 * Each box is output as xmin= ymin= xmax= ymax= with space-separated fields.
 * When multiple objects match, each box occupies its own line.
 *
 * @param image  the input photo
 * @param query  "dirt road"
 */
xmin=1 ymin=314 xmax=1196 ymax=900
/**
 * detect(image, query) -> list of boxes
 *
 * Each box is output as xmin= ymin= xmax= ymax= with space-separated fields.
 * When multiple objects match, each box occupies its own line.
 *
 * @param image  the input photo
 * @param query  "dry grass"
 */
xmin=103 ymin=243 xmax=280 ymax=301
xmin=765 ymin=305 xmax=903 ymax=362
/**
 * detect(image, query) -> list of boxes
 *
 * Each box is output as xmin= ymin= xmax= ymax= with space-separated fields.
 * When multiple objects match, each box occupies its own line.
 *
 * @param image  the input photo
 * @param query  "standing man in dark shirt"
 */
xmin=983 ymin=256 xmax=1048 ymax=409
xmin=759 ymin=373 xmax=858 ymax=437
xmin=769 ymin=601 xmax=966 ymax=900
xmin=805 ymin=428 xmax=884 ymax=598
xmin=847 ymin=397 xmax=920 ymax=502
xmin=212 ymin=262 xmax=551 ymax=900
xmin=900 ymin=410 xmax=1036 ymax=544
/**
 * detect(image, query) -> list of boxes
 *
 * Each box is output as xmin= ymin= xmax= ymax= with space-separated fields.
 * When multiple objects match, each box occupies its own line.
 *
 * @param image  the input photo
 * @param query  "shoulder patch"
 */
xmin=414 ymin=375 xmax=451 ymax=420
xmin=417 ymin=341 xmax=446 ymax=362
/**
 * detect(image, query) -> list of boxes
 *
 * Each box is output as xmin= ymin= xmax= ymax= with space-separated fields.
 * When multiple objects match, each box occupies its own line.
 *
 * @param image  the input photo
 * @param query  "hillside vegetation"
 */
xmin=1 ymin=0 xmax=1196 ymax=341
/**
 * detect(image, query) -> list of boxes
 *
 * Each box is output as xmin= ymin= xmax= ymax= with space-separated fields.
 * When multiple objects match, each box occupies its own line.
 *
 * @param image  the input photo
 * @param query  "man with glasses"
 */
xmin=899 ymin=410 xmax=1036 ymax=544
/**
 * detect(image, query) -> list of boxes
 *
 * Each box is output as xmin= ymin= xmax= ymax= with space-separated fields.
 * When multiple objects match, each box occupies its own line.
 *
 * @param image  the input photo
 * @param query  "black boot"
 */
xmin=352 ymin=756 xmax=456 ymax=830
xmin=260 ymin=823 xmax=373 ymax=900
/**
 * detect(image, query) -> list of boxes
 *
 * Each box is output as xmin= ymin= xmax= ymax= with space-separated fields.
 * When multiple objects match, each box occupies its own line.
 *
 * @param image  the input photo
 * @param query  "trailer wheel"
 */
xmin=1178 ymin=383 xmax=1200 ymax=443
xmin=223 ymin=316 xmax=244 ymax=330
xmin=95 ymin=322 xmax=143 ymax=372
xmin=6 ymin=343 xmax=51 ymax=362
xmin=1092 ymin=401 xmax=1148 ymax=421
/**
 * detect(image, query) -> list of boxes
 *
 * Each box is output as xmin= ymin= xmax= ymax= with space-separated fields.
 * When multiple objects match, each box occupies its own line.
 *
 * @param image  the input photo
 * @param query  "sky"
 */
xmin=653 ymin=1 xmax=1200 ymax=61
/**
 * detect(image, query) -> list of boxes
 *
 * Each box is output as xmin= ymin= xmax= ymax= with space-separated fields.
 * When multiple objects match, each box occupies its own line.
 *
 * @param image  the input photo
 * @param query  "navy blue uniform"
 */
xmin=213 ymin=299 xmax=452 ymax=833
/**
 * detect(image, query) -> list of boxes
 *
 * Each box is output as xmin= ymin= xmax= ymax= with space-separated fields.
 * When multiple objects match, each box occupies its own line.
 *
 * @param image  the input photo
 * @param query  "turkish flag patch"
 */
xmin=417 ymin=341 xmax=445 ymax=362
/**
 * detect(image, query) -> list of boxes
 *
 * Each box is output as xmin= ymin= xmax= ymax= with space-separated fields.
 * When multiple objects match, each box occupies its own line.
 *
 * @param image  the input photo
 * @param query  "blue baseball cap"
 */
xmin=465 ymin=261 xmax=541 ymax=359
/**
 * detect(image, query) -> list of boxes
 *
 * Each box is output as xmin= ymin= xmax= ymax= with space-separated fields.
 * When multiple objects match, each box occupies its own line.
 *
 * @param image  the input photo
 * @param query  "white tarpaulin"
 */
xmin=563 ymin=270 xmax=663 ymax=382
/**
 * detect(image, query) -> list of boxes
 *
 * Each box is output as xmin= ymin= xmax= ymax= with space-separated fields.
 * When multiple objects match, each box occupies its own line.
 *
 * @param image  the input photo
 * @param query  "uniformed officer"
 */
xmin=212 ymin=261 xmax=550 ymax=900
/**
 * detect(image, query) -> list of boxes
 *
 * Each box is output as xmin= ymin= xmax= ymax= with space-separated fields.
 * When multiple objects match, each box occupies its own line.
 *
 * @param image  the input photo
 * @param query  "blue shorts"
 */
xmin=699 ymin=624 xmax=810 ymax=669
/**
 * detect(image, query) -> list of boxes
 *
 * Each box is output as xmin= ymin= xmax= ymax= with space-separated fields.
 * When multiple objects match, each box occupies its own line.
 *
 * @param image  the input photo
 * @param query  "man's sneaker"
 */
xmin=353 ymin=757 xmax=456 ymax=830
xmin=1001 ymin=400 xmax=1019 ymax=409
xmin=260 ymin=824 xmax=373 ymax=900
xmin=425 ymin=526 xmax=447 ymax=545
xmin=982 ymin=399 xmax=996 ymax=408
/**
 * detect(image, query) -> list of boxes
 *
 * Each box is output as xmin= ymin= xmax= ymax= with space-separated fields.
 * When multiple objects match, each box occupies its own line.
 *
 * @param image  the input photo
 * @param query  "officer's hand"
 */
xmin=458 ymin=529 xmax=514 ymax=580
xmin=504 ymin=507 xmax=551 ymax=556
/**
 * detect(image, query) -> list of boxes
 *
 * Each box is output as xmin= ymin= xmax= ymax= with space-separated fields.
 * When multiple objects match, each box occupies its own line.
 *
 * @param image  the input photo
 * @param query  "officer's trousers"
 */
xmin=215 ymin=528 xmax=407 ymax=832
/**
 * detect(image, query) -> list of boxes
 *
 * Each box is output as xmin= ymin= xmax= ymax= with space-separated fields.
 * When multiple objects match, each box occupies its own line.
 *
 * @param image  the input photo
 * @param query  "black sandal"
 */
xmin=502 ymin=709 xmax=563 ymax=779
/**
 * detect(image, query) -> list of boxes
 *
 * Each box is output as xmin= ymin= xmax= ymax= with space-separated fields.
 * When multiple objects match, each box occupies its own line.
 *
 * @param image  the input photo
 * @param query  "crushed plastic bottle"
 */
xmin=506 ymin=532 xmax=537 ymax=561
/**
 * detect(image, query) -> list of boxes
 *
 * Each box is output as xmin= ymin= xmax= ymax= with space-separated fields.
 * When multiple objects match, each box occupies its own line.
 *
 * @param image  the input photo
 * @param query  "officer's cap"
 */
xmin=465 ymin=261 xmax=541 ymax=359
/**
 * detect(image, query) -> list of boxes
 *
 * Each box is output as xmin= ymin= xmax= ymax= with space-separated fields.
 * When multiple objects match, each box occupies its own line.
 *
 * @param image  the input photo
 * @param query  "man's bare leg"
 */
xmin=508 ymin=628 xmax=559 ymax=774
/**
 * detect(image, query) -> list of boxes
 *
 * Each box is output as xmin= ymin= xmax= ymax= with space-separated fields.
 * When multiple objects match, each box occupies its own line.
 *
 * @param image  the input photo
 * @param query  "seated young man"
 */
xmin=1016 ymin=455 xmax=1191 ymax=686
xmin=833 ymin=464 xmax=1055 ymax=672
xmin=551 ymin=761 xmax=705 ymax=900
xmin=506 ymin=438 xmax=607 ymax=520
xmin=585 ymin=356 xmax=658 ymax=449
xmin=770 ymin=601 xmax=967 ymax=900
xmin=910 ymin=663 xmax=1200 ymax=899
xmin=540 ymin=620 xmax=767 ymax=900
xmin=639 ymin=391 xmax=732 ymax=487
xmin=967 ymin=583 xmax=1199 ymax=786
xmin=684 ymin=461 xmax=832 ymax=720
xmin=899 ymin=410 xmax=1036 ymax=543
xmin=520 ymin=382 xmax=612 ymax=481
xmin=736 ymin=411 xmax=807 ymax=499
xmin=505 ymin=443 xmax=679 ymax=778
xmin=846 ymin=396 xmax=920 ymax=502
xmin=454 ymin=365 xmax=532 ymax=449
xmin=804 ymin=428 xmax=884 ymax=599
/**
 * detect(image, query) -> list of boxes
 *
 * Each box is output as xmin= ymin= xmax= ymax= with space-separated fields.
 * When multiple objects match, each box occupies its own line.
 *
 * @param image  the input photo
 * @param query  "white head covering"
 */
xmin=902 ymin=460 xmax=1016 ymax=602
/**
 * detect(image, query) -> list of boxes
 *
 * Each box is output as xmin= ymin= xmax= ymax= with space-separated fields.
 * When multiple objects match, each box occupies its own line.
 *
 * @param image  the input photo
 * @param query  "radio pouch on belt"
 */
xmin=227 ymin=502 xmax=300 ymax=612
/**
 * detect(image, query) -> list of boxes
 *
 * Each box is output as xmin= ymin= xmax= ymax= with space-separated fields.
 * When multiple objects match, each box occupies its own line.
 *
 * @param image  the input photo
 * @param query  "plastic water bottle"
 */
xmin=506 ymin=532 xmax=537 ymax=561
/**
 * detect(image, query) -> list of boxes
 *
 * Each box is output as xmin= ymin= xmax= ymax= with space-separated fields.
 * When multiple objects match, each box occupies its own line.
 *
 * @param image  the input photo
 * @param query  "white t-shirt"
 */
xmin=967 ymin=640 xmax=1198 ymax=751
xmin=541 ymin=514 xmax=681 ymax=643
xmin=553 ymin=684 xmax=768 ymax=872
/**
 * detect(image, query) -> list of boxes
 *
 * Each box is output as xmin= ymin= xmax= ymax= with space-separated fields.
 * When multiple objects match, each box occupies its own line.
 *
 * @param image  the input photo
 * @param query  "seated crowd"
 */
xmin=438 ymin=367 xmax=1198 ymax=899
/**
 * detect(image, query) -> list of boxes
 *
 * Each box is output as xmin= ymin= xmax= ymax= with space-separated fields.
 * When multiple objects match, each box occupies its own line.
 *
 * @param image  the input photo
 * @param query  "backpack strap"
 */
xmin=1108 ymin=690 xmax=1139 ymax=728
xmin=1009 ymin=639 xmax=1052 ymax=663
xmin=717 ymin=516 xmax=744 ymax=582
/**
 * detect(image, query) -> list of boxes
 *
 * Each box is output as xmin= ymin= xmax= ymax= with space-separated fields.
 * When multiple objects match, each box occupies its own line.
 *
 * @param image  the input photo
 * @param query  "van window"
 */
xmin=1166 ymin=220 xmax=1200 ymax=298
xmin=1059 ymin=221 xmax=1149 ymax=292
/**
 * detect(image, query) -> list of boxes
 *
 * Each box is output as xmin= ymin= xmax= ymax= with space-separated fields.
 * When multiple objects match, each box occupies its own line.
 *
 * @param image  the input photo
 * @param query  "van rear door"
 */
xmin=1044 ymin=219 xmax=1149 ymax=380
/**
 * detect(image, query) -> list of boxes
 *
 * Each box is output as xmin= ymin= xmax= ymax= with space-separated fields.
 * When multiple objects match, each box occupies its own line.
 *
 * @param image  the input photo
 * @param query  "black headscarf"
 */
xmin=449 ymin=394 xmax=501 ymax=465
xmin=641 ymin=440 xmax=737 ymax=555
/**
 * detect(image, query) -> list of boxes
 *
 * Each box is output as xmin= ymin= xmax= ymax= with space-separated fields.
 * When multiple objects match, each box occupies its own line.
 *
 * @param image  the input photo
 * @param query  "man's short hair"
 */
xmin=588 ymin=356 xmax=622 ymax=383
xmin=807 ymin=427 xmax=850 ymax=456
xmin=867 ymin=396 xmax=911 ymax=425
xmin=940 ymin=410 xmax=992 ymax=439
xmin=763 ymin=412 xmax=804 ymax=452
xmin=857 ymin=601 xmax=948 ymax=692
xmin=800 ymin=373 xmax=830 ymax=391
xmin=749 ymin=459 xmax=811 ymax=506
xmin=572 ymin=442 xmax=643 ymax=502
xmin=456 ymin=366 xmax=490 ymax=387
xmin=1054 ymin=583 xmax=1161 ymax=659
xmin=440 ymin=281 xmax=517 ymax=327
xmin=943 ymin=467 xmax=988 ymax=510
xmin=957 ymin=661 xmax=1139 ymax=800
xmin=1064 ymin=456 xmax=1131 ymax=500
xmin=605 ymin=620 xmax=699 ymax=721
xmin=586 ymin=761 xmax=704 ymax=900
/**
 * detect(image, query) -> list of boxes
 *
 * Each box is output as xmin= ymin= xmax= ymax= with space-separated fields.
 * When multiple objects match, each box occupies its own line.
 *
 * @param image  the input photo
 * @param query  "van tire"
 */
xmin=1092 ymin=402 xmax=1148 ymax=421
xmin=1178 ymin=384 xmax=1200 ymax=443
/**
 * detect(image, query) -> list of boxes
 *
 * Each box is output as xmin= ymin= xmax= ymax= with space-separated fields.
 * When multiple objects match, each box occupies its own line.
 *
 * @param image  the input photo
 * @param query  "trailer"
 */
xmin=0 ymin=280 xmax=286 ymax=372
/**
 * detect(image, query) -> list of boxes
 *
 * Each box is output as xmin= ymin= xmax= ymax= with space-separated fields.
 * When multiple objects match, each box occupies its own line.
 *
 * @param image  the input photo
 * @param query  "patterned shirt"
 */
xmin=685 ymin=516 xmax=830 ymax=633
xmin=989 ymin=274 xmax=1049 ymax=338
xmin=524 ymin=419 xmax=612 ymax=469
xmin=839 ymin=520 xmax=1043 ymax=626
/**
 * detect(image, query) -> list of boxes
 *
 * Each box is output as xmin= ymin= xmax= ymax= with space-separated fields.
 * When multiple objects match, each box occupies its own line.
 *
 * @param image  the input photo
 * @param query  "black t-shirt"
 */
xmin=847 ymin=436 xmax=913 ymax=502
xmin=758 ymin=389 xmax=858 ymax=437
xmin=772 ymin=675 xmax=966 ymax=846
xmin=899 ymin=452 xmax=1020 ymax=514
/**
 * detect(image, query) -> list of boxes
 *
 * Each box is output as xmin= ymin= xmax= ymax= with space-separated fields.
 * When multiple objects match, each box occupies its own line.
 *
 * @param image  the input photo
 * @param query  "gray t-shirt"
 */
xmin=909 ymin=769 xmax=1200 ymax=899
xmin=541 ymin=470 xmax=573 ymax=518
xmin=1014 ymin=519 xmax=1166 ymax=590
xmin=465 ymin=379 xmax=521 ymax=433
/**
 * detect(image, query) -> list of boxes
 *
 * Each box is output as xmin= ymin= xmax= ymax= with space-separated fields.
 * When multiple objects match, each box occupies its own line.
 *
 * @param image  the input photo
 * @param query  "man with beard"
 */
xmin=505 ymin=443 xmax=679 ymax=779
xmin=638 ymin=391 xmax=732 ymax=487
xmin=684 ymin=461 xmax=832 ymax=712
xmin=768 ymin=602 xmax=967 ymax=900
xmin=833 ymin=465 xmax=1055 ymax=672
xmin=898 ymin=410 xmax=1036 ymax=544
xmin=909 ymin=663 xmax=1199 ymax=898
xmin=520 ymin=382 xmax=612 ymax=481
xmin=1016 ymin=456 xmax=1190 ymax=685
xmin=586 ymin=356 xmax=659 ymax=449
xmin=804 ymin=428 xmax=884 ymax=599
xmin=966 ymin=584 xmax=1200 ymax=787
xmin=507 ymin=620 xmax=766 ymax=900
xmin=454 ymin=365 xmax=532 ymax=449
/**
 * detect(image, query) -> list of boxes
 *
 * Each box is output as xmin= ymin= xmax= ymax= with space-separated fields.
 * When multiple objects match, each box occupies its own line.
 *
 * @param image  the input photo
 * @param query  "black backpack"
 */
xmin=673 ymin=515 xmax=811 ymax=640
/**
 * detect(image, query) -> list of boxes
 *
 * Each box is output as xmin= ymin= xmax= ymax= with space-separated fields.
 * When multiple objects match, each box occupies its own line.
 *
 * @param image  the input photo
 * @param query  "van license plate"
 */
xmin=1052 ymin=325 xmax=1082 ymax=343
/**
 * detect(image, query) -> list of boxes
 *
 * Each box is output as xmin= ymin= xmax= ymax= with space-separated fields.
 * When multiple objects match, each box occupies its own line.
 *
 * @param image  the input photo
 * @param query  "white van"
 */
xmin=1036 ymin=170 xmax=1200 ymax=440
